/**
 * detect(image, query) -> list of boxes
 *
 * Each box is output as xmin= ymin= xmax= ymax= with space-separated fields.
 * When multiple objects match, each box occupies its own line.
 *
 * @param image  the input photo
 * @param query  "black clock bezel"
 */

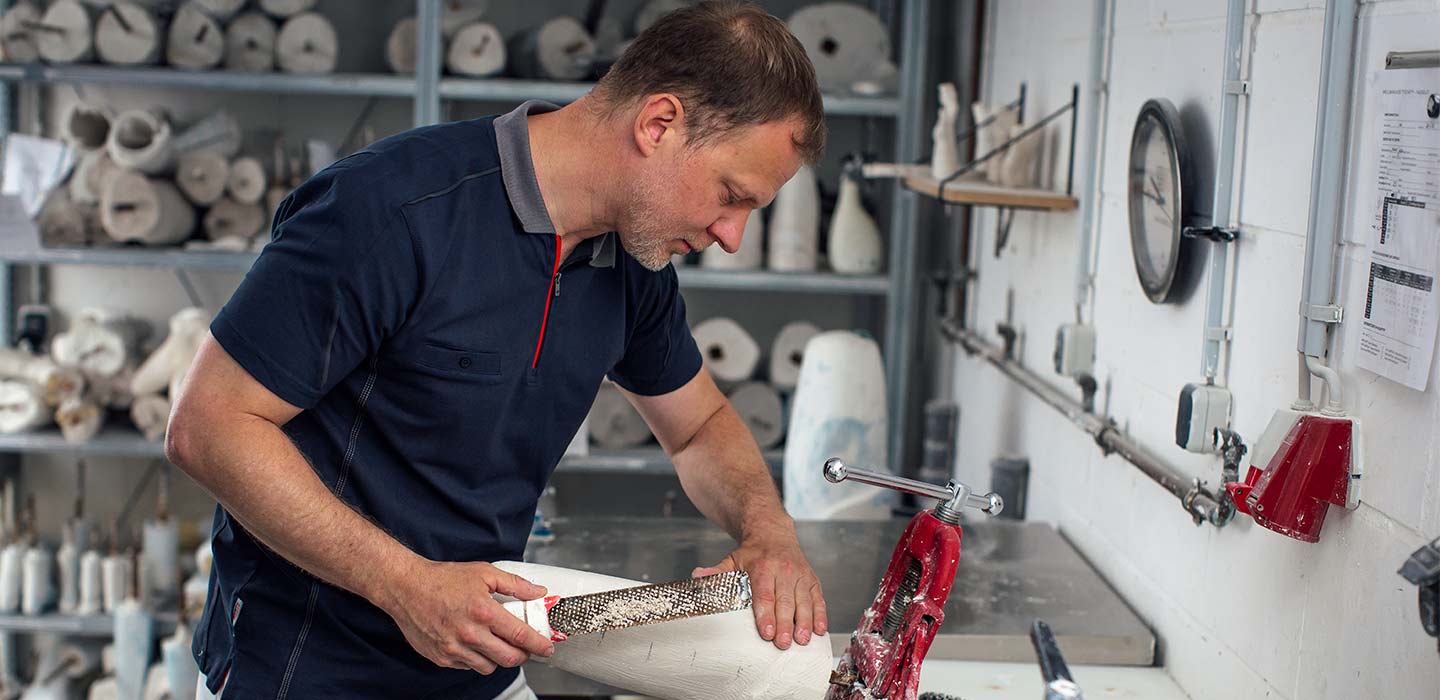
xmin=1127 ymin=98 xmax=1193 ymax=305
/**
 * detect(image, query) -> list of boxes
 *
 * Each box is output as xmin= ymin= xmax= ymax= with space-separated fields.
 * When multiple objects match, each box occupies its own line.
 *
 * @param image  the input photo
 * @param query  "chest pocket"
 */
xmin=416 ymin=343 xmax=503 ymax=376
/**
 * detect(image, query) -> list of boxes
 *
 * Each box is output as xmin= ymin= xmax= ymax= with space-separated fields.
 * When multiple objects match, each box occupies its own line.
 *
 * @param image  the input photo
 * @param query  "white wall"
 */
xmin=955 ymin=1 xmax=1440 ymax=698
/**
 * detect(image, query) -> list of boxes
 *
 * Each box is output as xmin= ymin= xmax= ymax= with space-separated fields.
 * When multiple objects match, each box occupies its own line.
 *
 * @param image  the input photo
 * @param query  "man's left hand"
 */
xmin=692 ymin=533 xmax=828 ymax=650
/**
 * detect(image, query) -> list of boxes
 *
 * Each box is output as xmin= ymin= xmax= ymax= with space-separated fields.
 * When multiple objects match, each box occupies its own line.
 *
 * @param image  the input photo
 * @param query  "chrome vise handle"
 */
xmin=823 ymin=458 xmax=1003 ymax=524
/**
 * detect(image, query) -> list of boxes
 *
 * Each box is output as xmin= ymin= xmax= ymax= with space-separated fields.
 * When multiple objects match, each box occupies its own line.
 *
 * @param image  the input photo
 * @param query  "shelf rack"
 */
xmin=0 ymin=1 xmax=928 ymax=489
xmin=0 ymin=611 xmax=179 ymax=637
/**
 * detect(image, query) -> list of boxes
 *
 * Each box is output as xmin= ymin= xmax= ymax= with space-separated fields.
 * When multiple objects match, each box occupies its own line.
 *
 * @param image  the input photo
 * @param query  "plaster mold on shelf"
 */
xmin=20 ymin=546 xmax=53 ymax=616
xmin=258 ymin=0 xmax=316 ymax=19
xmin=276 ymin=12 xmax=338 ymax=75
xmin=767 ymin=165 xmax=820 ymax=272
xmin=56 ymin=396 xmax=103 ymax=445
xmin=51 ymin=309 xmax=145 ymax=380
xmin=442 ymin=0 xmax=489 ymax=40
xmin=99 ymin=171 xmax=195 ymax=246
xmin=510 ymin=16 xmax=594 ymax=82
xmin=166 ymin=3 xmax=224 ymax=70
xmin=106 ymin=110 xmax=175 ymax=175
xmin=691 ymin=317 xmax=760 ymax=385
xmin=385 ymin=17 xmax=418 ymax=75
xmin=95 ymin=3 xmax=164 ymax=66
xmin=971 ymin=101 xmax=1018 ymax=178
xmin=62 ymin=104 xmax=112 ymax=152
xmin=826 ymin=175 xmax=883 ymax=274
xmin=226 ymin=156 xmax=267 ymax=205
xmin=447 ymin=22 xmax=506 ymax=78
xmin=225 ymin=12 xmax=277 ymax=72
xmin=130 ymin=394 xmax=172 ymax=442
xmin=175 ymin=151 xmax=228 ymax=207
xmin=71 ymin=150 xmax=121 ymax=206
xmin=203 ymin=197 xmax=265 ymax=242
xmin=172 ymin=111 xmax=242 ymax=160
xmin=493 ymin=561 xmax=830 ymax=700
xmin=787 ymin=3 xmax=890 ymax=94
xmin=132 ymin=307 xmax=211 ymax=401
xmin=0 ymin=3 xmax=41 ymax=64
xmin=769 ymin=320 xmax=820 ymax=392
xmin=728 ymin=381 xmax=785 ymax=449
xmin=35 ymin=0 xmax=96 ymax=64
xmin=995 ymin=124 xmax=1043 ymax=189
xmin=932 ymin=83 xmax=960 ymax=179
xmin=0 ymin=380 xmax=50 ymax=434
xmin=0 ymin=347 xmax=84 ymax=407
xmin=193 ymin=0 xmax=247 ymax=22
xmin=37 ymin=189 xmax=100 ymax=248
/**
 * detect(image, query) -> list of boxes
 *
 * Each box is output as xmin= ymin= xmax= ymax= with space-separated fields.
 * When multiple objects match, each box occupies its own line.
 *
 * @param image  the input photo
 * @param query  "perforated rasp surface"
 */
xmin=547 ymin=571 xmax=752 ymax=637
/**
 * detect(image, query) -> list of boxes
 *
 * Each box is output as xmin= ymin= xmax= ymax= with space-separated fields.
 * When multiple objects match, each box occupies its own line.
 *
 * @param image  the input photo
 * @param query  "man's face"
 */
xmin=616 ymin=118 xmax=804 ymax=271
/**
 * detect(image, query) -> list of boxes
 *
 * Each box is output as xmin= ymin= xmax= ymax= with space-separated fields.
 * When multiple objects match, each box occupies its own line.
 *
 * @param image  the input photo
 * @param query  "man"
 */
xmin=166 ymin=2 xmax=830 ymax=697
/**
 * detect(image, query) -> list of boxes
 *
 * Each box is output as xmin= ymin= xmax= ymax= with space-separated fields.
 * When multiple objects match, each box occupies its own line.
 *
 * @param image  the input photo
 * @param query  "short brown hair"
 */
xmin=592 ymin=0 xmax=826 ymax=164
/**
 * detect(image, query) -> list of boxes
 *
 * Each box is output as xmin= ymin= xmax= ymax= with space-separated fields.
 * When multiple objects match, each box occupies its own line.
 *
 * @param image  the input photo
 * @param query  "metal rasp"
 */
xmin=502 ymin=571 xmax=752 ymax=641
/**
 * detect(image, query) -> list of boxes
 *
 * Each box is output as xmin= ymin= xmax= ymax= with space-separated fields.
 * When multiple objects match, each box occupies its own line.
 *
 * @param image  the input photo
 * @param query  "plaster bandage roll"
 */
xmin=441 ymin=0 xmax=488 ymax=39
xmin=107 ymin=110 xmax=175 ymax=175
xmin=62 ymin=103 xmax=111 ymax=152
xmin=787 ymin=3 xmax=890 ymax=94
xmin=203 ymin=197 xmax=265 ymax=242
xmin=166 ymin=2 xmax=223 ymax=69
xmin=826 ymin=177 xmax=883 ymax=274
xmin=633 ymin=0 xmax=687 ymax=35
xmin=21 ymin=546 xmax=54 ymax=615
xmin=258 ymin=0 xmax=316 ymax=18
xmin=971 ymin=101 xmax=1018 ymax=179
xmin=57 ymin=538 xmax=79 ymax=614
xmin=192 ymin=0 xmax=246 ymax=22
xmin=56 ymin=396 xmax=103 ymax=444
xmin=783 ymin=331 xmax=893 ymax=520
xmin=101 ymin=554 xmax=131 ymax=613
xmin=766 ymin=165 xmax=819 ymax=272
xmin=227 ymin=156 xmax=267 ymax=204
xmin=494 ymin=561 xmax=829 ymax=700
xmin=77 ymin=550 xmax=102 ymax=615
xmin=0 ymin=347 xmax=85 ymax=406
xmin=996 ymin=123 xmax=1043 ymax=189
xmin=51 ymin=308 xmax=145 ymax=380
xmin=446 ymin=22 xmax=506 ymax=78
xmin=38 ymin=189 xmax=99 ymax=247
xmin=35 ymin=0 xmax=96 ymax=64
xmin=691 ymin=317 xmax=759 ymax=384
xmin=701 ymin=209 xmax=763 ymax=271
xmin=130 ymin=394 xmax=171 ymax=442
xmin=768 ymin=321 xmax=820 ymax=392
xmin=172 ymin=110 xmax=242 ymax=159
xmin=0 ymin=379 xmax=49 ymax=434
xmin=276 ymin=12 xmax=338 ymax=74
xmin=728 ymin=381 xmax=785 ymax=449
xmin=175 ymin=150 xmax=228 ymax=206
xmin=142 ymin=519 xmax=178 ymax=600
xmin=384 ymin=16 xmax=416 ymax=74
xmin=585 ymin=381 xmax=650 ymax=449
xmin=95 ymin=3 xmax=164 ymax=65
xmin=225 ymin=11 xmax=277 ymax=72
xmin=101 ymin=171 xmax=196 ymax=246
xmin=510 ymin=16 xmax=594 ymax=81
xmin=71 ymin=150 xmax=119 ymax=206
xmin=0 ymin=2 xmax=42 ymax=63
xmin=0 ymin=544 xmax=22 ymax=612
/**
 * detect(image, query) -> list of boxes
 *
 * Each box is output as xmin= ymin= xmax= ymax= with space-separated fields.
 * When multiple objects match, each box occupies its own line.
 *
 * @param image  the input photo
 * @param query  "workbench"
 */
xmin=521 ymin=517 xmax=1170 ymax=698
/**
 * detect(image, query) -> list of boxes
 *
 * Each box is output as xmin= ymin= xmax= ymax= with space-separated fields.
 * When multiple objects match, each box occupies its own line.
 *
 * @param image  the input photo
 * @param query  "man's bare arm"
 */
xmin=624 ymin=371 xmax=828 ymax=650
xmin=166 ymin=334 xmax=553 ymax=673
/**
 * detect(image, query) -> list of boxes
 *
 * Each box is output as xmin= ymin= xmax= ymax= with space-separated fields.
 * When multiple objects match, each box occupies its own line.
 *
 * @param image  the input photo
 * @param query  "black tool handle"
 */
xmin=1030 ymin=620 xmax=1074 ymax=685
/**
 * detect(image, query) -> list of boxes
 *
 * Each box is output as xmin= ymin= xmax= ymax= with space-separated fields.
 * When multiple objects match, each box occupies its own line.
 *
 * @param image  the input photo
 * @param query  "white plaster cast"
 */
xmin=493 ymin=561 xmax=830 ymax=700
xmin=35 ymin=0 xmax=95 ymax=64
xmin=768 ymin=321 xmax=820 ymax=392
xmin=932 ymin=83 xmax=960 ymax=179
xmin=166 ymin=3 xmax=224 ymax=70
xmin=276 ymin=13 xmax=338 ymax=75
xmin=95 ymin=3 xmax=163 ymax=65
xmin=131 ymin=307 xmax=210 ymax=400
xmin=826 ymin=176 xmax=883 ymax=274
xmin=767 ymin=165 xmax=820 ymax=271
xmin=446 ymin=23 xmax=507 ymax=78
xmin=691 ymin=317 xmax=760 ymax=384
xmin=225 ymin=12 xmax=278 ymax=72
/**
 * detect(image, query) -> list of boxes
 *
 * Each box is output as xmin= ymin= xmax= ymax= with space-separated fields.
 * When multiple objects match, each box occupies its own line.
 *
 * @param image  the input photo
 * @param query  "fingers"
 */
xmin=485 ymin=567 xmax=547 ymax=600
xmin=437 ymin=639 xmax=499 ymax=675
xmin=772 ymin=562 xmax=796 ymax=650
xmin=794 ymin=576 xmax=814 ymax=646
xmin=692 ymin=554 xmax=739 ymax=578
xmin=750 ymin=563 xmax=777 ymax=644
xmin=811 ymin=579 xmax=829 ymax=637
xmin=477 ymin=598 xmax=555 ymax=658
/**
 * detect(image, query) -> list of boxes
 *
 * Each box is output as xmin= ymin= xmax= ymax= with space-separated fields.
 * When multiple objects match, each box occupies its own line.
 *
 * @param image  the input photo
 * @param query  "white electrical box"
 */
xmin=1053 ymin=324 xmax=1096 ymax=378
xmin=1175 ymin=383 xmax=1232 ymax=453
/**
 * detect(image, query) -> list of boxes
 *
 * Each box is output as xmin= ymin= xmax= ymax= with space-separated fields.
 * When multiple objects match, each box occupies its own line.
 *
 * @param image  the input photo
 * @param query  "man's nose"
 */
xmin=708 ymin=213 xmax=747 ymax=254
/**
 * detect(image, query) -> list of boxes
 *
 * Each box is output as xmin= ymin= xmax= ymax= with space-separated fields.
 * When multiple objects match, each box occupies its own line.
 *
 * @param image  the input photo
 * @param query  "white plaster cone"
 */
xmin=727 ymin=381 xmax=785 ymax=449
xmin=162 ymin=623 xmax=197 ymax=700
xmin=446 ymin=22 xmax=507 ymax=77
xmin=113 ymin=595 xmax=154 ymax=700
xmin=21 ymin=546 xmax=53 ymax=615
xmin=276 ymin=12 xmax=338 ymax=74
xmin=101 ymin=554 xmax=131 ymax=614
xmin=972 ymin=101 xmax=1017 ymax=181
xmin=95 ymin=3 xmax=164 ymax=65
xmin=997 ymin=123 xmax=1044 ymax=189
xmin=166 ymin=3 xmax=224 ymax=70
xmin=35 ymin=0 xmax=96 ymax=64
xmin=492 ymin=561 xmax=830 ymax=700
xmin=691 ymin=317 xmax=760 ymax=384
xmin=783 ymin=331 xmax=893 ymax=520
xmin=77 ymin=550 xmax=103 ymax=615
xmin=141 ymin=518 xmax=178 ymax=601
xmin=0 ymin=380 xmax=49 ymax=434
xmin=701 ymin=209 xmax=764 ymax=270
xmin=932 ymin=83 xmax=960 ymax=179
xmin=0 ymin=3 xmax=41 ymax=63
xmin=0 ymin=543 xmax=22 ymax=612
xmin=584 ymin=381 xmax=650 ymax=449
xmin=385 ymin=16 xmax=417 ymax=74
xmin=769 ymin=321 xmax=821 ymax=392
xmin=826 ymin=177 xmax=883 ymax=274
xmin=57 ymin=531 xmax=79 ymax=614
xmin=225 ymin=12 xmax=277 ymax=72
xmin=767 ymin=165 xmax=819 ymax=271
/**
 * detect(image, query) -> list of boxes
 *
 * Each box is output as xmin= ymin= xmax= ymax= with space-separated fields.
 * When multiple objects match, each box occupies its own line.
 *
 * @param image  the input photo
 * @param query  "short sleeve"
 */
xmin=210 ymin=160 xmax=419 ymax=409
xmin=606 ymin=264 xmax=702 ymax=396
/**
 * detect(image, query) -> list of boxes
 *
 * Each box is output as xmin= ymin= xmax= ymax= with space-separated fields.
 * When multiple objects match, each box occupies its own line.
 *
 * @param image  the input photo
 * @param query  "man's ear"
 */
xmin=633 ymin=94 xmax=685 ymax=157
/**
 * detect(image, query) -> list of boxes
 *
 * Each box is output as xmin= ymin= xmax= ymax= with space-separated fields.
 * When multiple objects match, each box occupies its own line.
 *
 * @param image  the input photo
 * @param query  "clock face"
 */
xmin=1128 ymin=99 xmax=1189 ymax=304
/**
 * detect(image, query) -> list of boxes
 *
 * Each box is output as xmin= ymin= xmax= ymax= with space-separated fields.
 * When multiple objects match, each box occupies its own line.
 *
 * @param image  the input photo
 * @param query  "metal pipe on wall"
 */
xmin=940 ymin=319 xmax=1229 ymax=527
xmin=413 ymin=0 xmax=441 ymax=127
xmin=1198 ymin=0 xmax=1248 ymax=382
xmin=1071 ymin=0 xmax=1115 ymax=319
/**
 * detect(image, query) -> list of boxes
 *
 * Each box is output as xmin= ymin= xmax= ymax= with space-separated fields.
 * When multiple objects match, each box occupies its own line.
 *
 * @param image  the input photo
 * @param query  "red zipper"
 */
xmin=531 ymin=234 xmax=562 ymax=368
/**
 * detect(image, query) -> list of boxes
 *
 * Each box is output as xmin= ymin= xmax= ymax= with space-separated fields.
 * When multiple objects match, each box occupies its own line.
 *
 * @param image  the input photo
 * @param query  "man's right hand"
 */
xmin=377 ymin=560 xmax=556 ymax=674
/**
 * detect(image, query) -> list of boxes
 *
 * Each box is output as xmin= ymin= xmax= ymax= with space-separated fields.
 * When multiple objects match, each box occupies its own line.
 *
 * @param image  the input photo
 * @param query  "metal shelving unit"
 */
xmin=0 ymin=611 xmax=179 ymax=637
xmin=0 ymin=0 xmax=929 ymax=473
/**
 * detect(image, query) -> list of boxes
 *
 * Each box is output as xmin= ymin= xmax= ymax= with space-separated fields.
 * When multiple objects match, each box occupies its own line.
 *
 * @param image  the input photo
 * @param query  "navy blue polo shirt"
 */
xmin=194 ymin=100 xmax=703 ymax=699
